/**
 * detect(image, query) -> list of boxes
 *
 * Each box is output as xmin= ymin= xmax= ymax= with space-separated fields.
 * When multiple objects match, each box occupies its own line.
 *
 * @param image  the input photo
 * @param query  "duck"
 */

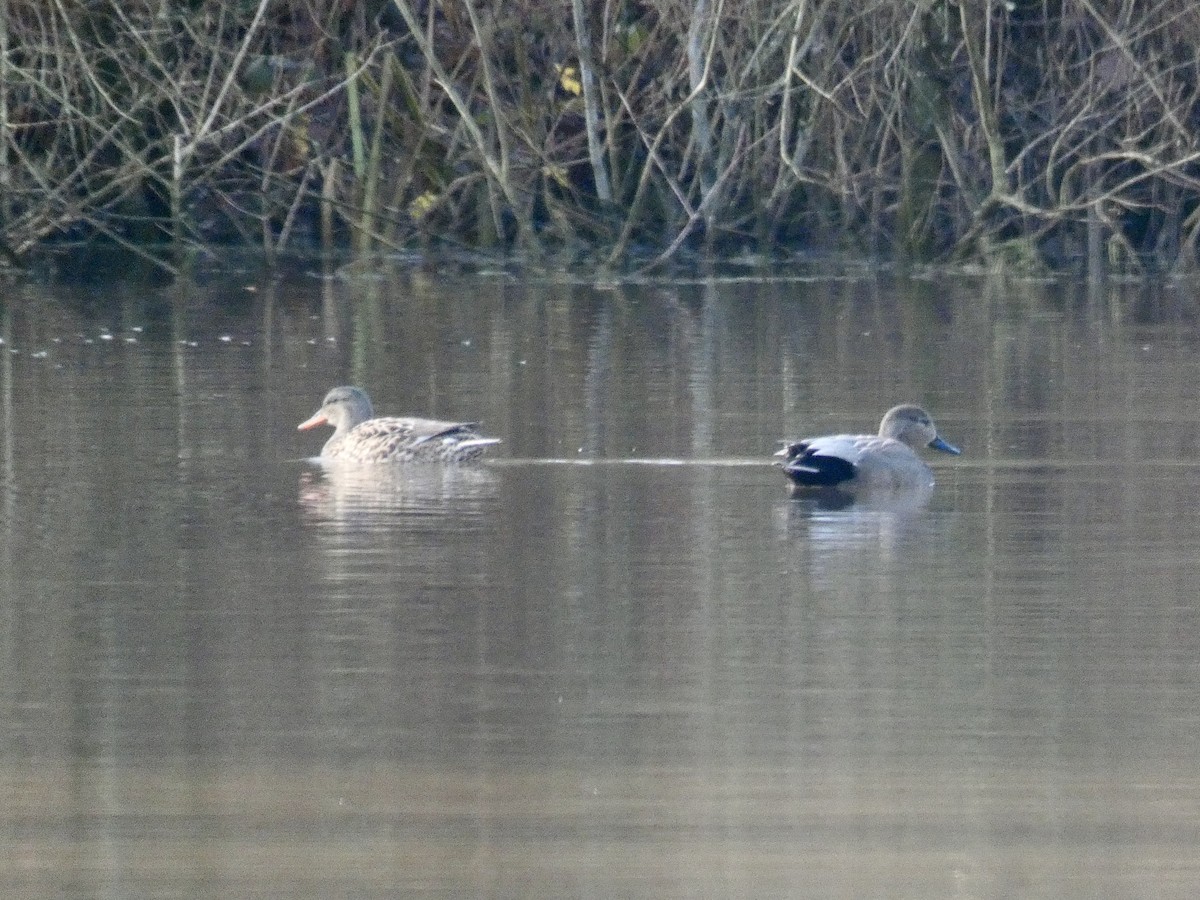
xmin=775 ymin=404 xmax=959 ymax=492
xmin=298 ymin=386 xmax=501 ymax=463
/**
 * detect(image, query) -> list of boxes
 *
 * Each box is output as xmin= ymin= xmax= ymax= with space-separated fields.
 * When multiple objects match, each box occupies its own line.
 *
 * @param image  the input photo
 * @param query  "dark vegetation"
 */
xmin=4 ymin=0 xmax=1200 ymax=273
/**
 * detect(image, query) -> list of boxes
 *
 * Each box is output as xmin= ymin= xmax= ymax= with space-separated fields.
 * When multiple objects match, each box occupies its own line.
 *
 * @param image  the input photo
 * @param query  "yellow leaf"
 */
xmin=409 ymin=191 xmax=439 ymax=220
xmin=556 ymin=64 xmax=582 ymax=97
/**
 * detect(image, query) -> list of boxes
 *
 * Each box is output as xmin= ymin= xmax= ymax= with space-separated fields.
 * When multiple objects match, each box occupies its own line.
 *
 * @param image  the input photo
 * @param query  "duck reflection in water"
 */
xmin=298 ymin=462 xmax=499 ymax=524
xmin=775 ymin=404 xmax=960 ymax=504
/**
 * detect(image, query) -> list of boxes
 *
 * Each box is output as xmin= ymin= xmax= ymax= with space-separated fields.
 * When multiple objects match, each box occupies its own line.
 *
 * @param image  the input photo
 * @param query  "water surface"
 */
xmin=2 ymin=266 xmax=1200 ymax=897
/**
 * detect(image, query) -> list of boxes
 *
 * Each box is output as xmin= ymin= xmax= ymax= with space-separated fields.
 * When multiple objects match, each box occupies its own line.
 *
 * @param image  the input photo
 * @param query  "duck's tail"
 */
xmin=450 ymin=436 xmax=502 ymax=461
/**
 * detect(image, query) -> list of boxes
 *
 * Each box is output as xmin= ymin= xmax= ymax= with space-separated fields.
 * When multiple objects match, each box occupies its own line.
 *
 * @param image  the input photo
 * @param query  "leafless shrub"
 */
xmin=3 ymin=0 xmax=1200 ymax=271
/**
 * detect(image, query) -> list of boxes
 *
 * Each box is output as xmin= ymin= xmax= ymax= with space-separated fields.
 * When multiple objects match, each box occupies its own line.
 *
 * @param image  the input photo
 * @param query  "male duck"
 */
xmin=298 ymin=386 xmax=501 ymax=463
xmin=775 ymin=404 xmax=960 ymax=492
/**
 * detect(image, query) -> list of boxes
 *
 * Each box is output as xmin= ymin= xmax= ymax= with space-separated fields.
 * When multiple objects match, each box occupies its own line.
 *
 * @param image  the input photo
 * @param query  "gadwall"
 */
xmin=298 ymin=386 xmax=501 ymax=463
xmin=775 ymin=404 xmax=960 ymax=491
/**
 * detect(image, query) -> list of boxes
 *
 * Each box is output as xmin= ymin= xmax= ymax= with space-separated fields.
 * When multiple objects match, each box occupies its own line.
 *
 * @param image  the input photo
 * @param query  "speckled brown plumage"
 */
xmin=299 ymin=386 xmax=500 ymax=463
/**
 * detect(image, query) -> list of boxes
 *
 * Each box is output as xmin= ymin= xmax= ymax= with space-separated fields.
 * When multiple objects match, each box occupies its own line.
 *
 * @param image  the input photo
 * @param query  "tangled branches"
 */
xmin=2 ymin=1 xmax=1200 ymax=272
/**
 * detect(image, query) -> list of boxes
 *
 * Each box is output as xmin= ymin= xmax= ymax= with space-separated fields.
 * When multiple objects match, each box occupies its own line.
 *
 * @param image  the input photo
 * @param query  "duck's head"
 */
xmin=298 ymin=386 xmax=374 ymax=434
xmin=879 ymin=404 xmax=960 ymax=455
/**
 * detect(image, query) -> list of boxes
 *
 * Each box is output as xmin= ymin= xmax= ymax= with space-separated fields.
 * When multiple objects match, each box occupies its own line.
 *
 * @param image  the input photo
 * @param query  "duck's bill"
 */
xmin=297 ymin=412 xmax=329 ymax=431
xmin=929 ymin=436 xmax=961 ymax=455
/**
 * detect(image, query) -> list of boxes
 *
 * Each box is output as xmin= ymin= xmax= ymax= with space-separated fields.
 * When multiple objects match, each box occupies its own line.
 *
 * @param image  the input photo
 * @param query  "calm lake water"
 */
xmin=3 ymin=260 xmax=1200 ymax=898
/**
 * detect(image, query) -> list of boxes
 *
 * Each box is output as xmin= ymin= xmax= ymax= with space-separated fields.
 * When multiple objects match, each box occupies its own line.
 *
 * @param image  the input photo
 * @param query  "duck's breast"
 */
xmin=851 ymin=437 xmax=934 ymax=487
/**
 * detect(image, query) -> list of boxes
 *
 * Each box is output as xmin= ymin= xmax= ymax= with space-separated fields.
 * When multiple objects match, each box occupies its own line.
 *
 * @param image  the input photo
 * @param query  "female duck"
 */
xmin=298 ymin=386 xmax=501 ymax=463
xmin=776 ymin=404 xmax=959 ymax=491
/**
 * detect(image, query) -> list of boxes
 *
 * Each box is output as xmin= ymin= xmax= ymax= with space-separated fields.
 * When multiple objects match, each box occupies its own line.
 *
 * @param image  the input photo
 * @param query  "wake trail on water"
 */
xmin=488 ymin=457 xmax=771 ymax=467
